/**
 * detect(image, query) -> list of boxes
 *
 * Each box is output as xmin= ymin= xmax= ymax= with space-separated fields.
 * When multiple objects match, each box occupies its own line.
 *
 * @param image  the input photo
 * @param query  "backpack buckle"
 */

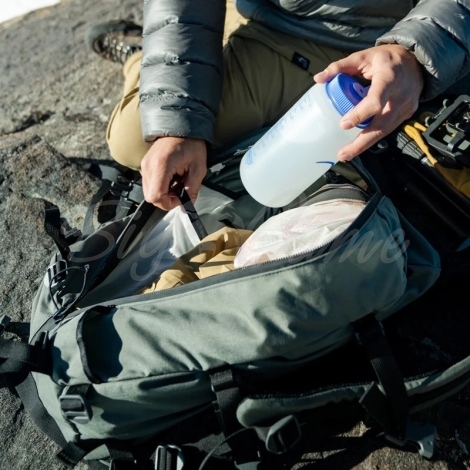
xmin=45 ymin=259 xmax=69 ymax=289
xmin=111 ymin=175 xmax=132 ymax=195
xmin=265 ymin=415 xmax=302 ymax=454
xmin=386 ymin=419 xmax=436 ymax=459
xmin=59 ymin=393 xmax=92 ymax=425
xmin=155 ymin=445 xmax=184 ymax=470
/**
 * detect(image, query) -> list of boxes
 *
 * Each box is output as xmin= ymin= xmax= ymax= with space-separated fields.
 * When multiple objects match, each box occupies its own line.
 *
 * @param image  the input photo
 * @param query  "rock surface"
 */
xmin=0 ymin=1 xmax=470 ymax=470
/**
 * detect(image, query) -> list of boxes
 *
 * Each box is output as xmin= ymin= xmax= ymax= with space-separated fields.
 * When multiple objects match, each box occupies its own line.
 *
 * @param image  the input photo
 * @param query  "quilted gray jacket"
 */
xmin=140 ymin=0 xmax=470 ymax=149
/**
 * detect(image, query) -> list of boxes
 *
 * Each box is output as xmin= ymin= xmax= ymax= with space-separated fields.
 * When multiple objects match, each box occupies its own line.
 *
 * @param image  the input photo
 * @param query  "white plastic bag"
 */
xmin=85 ymin=185 xmax=234 ymax=301
xmin=234 ymin=199 xmax=366 ymax=268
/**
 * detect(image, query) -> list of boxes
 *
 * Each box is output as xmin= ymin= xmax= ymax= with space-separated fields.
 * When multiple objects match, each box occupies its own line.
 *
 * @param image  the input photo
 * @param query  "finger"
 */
xmin=144 ymin=171 xmax=182 ymax=212
xmin=185 ymin=164 xmax=206 ymax=202
xmin=339 ymin=73 xmax=391 ymax=130
xmin=313 ymin=53 xmax=364 ymax=83
xmin=337 ymin=109 xmax=399 ymax=160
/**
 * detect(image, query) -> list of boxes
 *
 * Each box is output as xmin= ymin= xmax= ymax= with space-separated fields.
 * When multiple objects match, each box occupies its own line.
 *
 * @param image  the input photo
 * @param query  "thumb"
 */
xmin=313 ymin=53 xmax=364 ymax=83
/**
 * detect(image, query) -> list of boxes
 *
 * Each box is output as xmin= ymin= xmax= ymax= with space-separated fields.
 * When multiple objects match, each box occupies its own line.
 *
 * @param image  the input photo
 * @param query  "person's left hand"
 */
xmin=313 ymin=44 xmax=424 ymax=161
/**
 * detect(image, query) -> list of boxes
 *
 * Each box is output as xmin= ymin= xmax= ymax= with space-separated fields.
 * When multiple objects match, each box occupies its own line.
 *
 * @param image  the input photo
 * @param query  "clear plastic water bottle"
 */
xmin=240 ymin=73 xmax=371 ymax=208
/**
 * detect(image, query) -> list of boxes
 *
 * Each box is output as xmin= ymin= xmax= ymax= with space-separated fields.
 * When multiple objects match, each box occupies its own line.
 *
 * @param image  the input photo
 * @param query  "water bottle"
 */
xmin=240 ymin=73 xmax=371 ymax=207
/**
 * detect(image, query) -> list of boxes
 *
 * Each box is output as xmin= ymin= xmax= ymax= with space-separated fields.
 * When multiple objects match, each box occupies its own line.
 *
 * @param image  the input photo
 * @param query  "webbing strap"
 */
xmin=108 ymin=446 xmax=137 ymax=469
xmin=16 ymin=374 xmax=68 ymax=448
xmin=353 ymin=314 xmax=409 ymax=439
xmin=177 ymin=187 xmax=208 ymax=241
xmin=209 ymin=369 xmax=261 ymax=468
xmin=209 ymin=368 xmax=243 ymax=437
xmin=44 ymin=205 xmax=71 ymax=260
xmin=82 ymin=180 xmax=114 ymax=236
xmin=0 ymin=337 xmax=50 ymax=375
xmin=57 ymin=441 xmax=91 ymax=468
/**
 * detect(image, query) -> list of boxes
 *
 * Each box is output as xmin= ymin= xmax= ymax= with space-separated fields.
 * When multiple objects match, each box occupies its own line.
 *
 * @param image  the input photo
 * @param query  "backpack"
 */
xmin=2 ymin=125 xmax=467 ymax=470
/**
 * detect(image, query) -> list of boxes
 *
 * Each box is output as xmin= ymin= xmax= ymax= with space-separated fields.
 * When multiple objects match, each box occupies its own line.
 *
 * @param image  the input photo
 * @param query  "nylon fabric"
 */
xmin=36 ymin=192 xmax=439 ymax=441
xmin=24 ymin=153 xmax=444 ymax=452
xmin=140 ymin=0 xmax=470 ymax=145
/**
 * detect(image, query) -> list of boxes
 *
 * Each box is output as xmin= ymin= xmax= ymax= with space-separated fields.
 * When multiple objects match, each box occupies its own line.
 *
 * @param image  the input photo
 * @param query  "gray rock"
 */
xmin=0 ymin=132 xmax=99 ymax=470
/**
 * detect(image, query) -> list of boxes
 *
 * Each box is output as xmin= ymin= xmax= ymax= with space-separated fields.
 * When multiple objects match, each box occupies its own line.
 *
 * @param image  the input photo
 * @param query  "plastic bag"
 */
xmin=234 ymin=199 xmax=366 ymax=268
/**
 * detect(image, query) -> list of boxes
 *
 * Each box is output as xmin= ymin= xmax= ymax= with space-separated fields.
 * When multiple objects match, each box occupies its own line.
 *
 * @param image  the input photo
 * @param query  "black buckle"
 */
xmin=386 ymin=419 xmax=435 ymax=459
xmin=423 ymin=95 xmax=470 ymax=167
xmin=46 ymin=259 xmax=68 ymax=289
xmin=155 ymin=445 xmax=184 ymax=470
xmin=64 ymin=227 xmax=82 ymax=245
xmin=265 ymin=415 xmax=302 ymax=454
xmin=59 ymin=394 xmax=92 ymax=425
xmin=111 ymin=177 xmax=143 ymax=212
xmin=111 ymin=175 xmax=132 ymax=195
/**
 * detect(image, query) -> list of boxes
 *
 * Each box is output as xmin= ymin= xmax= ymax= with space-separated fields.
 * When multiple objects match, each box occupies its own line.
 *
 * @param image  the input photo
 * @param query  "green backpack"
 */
xmin=1 ymin=129 xmax=461 ymax=470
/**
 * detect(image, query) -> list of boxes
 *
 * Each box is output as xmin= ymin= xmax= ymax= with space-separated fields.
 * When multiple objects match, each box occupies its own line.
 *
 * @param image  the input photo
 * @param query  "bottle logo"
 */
xmin=316 ymin=161 xmax=335 ymax=169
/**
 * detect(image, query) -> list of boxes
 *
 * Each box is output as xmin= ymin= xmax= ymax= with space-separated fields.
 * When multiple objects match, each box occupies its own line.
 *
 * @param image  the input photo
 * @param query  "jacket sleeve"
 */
xmin=140 ymin=0 xmax=226 ymax=144
xmin=376 ymin=0 xmax=470 ymax=100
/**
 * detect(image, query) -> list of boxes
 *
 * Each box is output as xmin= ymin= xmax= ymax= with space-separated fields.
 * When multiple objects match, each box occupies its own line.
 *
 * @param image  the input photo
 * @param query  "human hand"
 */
xmin=141 ymin=137 xmax=207 ymax=211
xmin=314 ymin=44 xmax=424 ymax=161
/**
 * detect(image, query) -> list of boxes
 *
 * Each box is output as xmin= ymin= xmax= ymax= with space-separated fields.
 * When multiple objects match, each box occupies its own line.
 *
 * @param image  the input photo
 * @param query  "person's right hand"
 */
xmin=140 ymin=136 xmax=207 ymax=211
xmin=313 ymin=44 xmax=424 ymax=161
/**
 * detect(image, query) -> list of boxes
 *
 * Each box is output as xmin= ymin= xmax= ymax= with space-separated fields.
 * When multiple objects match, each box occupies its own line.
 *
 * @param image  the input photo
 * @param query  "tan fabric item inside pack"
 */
xmin=138 ymin=227 xmax=253 ymax=294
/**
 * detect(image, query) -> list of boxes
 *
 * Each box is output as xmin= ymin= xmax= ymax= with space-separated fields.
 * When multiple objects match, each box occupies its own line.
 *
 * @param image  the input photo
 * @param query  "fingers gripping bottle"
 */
xmin=240 ymin=73 xmax=372 ymax=208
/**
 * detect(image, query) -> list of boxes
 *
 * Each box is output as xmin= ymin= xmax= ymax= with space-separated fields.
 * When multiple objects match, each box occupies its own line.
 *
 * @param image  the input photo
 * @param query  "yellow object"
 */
xmin=403 ymin=120 xmax=470 ymax=198
xmin=138 ymin=227 xmax=253 ymax=294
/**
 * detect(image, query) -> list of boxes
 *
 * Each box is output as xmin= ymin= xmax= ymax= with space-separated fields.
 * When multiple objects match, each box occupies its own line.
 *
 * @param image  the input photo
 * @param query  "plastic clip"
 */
xmin=155 ymin=445 xmax=184 ymax=470
xmin=59 ymin=393 xmax=92 ymax=425
xmin=265 ymin=415 xmax=302 ymax=454
xmin=111 ymin=175 xmax=132 ymax=196
xmin=386 ymin=419 xmax=435 ymax=459
xmin=46 ymin=259 xmax=68 ymax=289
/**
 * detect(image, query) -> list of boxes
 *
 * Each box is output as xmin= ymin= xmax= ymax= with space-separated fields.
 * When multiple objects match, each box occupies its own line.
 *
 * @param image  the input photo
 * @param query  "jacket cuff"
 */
xmin=377 ymin=3 xmax=470 ymax=101
xmin=140 ymin=96 xmax=216 ymax=144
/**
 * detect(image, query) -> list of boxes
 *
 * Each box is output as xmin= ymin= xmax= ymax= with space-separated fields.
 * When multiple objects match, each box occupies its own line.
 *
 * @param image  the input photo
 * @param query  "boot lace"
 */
xmin=100 ymin=35 xmax=141 ymax=64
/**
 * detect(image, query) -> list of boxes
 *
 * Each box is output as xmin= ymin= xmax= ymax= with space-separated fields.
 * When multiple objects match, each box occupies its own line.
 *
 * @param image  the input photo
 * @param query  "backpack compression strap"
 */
xmin=44 ymin=204 xmax=77 ymax=261
xmin=353 ymin=314 xmax=409 ymax=440
xmin=209 ymin=368 xmax=262 ymax=469
xmin=353 ymin=314 xmax=436 ymax=458
xmin=0 ymin=316 xmax=51 ymax=386
xmin=174 ymin=183 xmax=208 ymax=240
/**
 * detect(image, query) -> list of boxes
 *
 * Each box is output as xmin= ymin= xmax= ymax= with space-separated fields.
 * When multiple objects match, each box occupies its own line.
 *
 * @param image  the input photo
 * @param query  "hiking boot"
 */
xmin=87 ymin=20 xmax=143 ymax=65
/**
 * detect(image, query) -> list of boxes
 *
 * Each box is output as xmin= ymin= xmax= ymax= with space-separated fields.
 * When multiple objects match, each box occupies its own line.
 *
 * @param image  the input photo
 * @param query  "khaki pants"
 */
xmin=107 ymin=22 xmax=349 ymax=170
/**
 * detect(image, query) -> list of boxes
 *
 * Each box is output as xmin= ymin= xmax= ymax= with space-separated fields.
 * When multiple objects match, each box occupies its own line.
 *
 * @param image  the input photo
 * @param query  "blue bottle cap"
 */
xmin=325 ymin=74 xmax=372 ymax=128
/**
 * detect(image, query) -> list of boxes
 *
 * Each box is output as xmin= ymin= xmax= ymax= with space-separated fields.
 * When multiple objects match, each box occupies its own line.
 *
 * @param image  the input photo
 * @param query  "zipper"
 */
xmin=36 ymin=184 xmax=380 ymax=333
xmin=79 ymin=191 xmax=382 ymax=309
xmin=294 ymin=183 xmax=369 ymax=208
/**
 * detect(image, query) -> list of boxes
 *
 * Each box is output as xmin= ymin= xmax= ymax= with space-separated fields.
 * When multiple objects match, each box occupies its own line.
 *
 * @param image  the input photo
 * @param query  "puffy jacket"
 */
xmin=140 ymin=0 xmax=470 ymax=150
